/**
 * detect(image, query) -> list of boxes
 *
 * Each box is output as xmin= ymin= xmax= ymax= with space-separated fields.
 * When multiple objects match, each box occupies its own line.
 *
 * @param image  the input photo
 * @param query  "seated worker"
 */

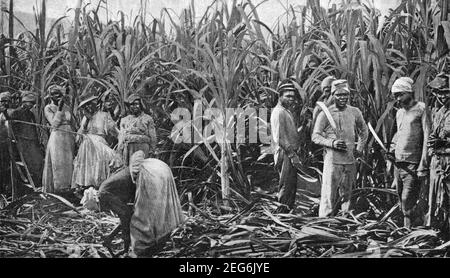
xmin=98 ymin=151 xmax=185 ymax=257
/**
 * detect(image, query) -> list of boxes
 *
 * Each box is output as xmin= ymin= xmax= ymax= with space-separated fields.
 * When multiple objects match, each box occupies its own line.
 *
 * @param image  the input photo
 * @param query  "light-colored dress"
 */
xmin=130 ymin=158 xmax=184 ymax=256
xmin=72 ymin=111 xmax=121 ymax=189
xmin=118 ymin=112 xmax=157 ymax=165
xmin=42 ymin=103 xmax=75 ymax=193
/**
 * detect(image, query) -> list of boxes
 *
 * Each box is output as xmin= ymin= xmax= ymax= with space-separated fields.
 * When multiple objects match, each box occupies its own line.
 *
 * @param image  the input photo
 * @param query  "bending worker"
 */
xmin=98 ymin=151 xmax=185 ymax=257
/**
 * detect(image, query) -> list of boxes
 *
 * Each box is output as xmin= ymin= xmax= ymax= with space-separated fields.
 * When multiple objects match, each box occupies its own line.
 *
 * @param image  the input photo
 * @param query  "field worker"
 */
xmin=311 ymin=76 xmax=336 ymax=132
xmin=426 ymin=73 xmax=450 ymax=236
xmin=270 ymin=78 xmax=302 ymax=213
xmin=72 ymin=93 xmax=120 ymax=191
xmin=98 ymin=151 xmax=184 ymax=257
xmin=390 ymin=77 xmax=431 ymax=228
xmin=118 ymin=94 xmax=157 ymax=165
xmin=42 ymin=85 xmax=75 ymax=194
xmin=312 ymin=79 xmax=368 ymax=217
xmin=8 ymin=91 xmax=44 ymax=188
xmin=0 ymin=92 xmax=12 ymax=194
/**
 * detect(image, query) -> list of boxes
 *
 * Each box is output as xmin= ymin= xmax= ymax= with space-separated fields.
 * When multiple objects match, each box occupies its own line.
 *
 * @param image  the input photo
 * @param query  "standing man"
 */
xmin=390 ymin=77 xmax=431 ymax=228
xmin=0 ymin=92 xmax=12 ymax=194
xmin=426 ymin=73 xmax=450 ymax=236
xmin=312 ymin=79 xmax=368 ymax=217
xmin=8 ymin=91 xmax=44 ymax=188
xmin=118 ymin=94 xmax=157 ymax=165
xmin=270 ymin=79 xmax=301 ymax=213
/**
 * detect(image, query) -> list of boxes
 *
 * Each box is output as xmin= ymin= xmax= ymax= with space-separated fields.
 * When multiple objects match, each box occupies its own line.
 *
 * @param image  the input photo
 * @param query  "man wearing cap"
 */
xmin=8 ymin=91 xmax=44 ymax=188
xmin=426 ymin=73 xmax=450 ymax=235
xmin=0 ymin=92 xmax=12 ymax=194
xmin=72 ymin=93 xmax=120 ymax=191
xmin=270 ymin=79 xmax=302 ymax=213
xmin=312 ymin=79 xmax=368 ymax=217
xmin=311 ymin=76 xmax=336 ymax=132
xmin=390 ymin=77 xmax=431 ymax=228
xmin=42 ymin=85 xmax=75 ymax=194
xmin=118 ymin=94 xmax=157 ymax=165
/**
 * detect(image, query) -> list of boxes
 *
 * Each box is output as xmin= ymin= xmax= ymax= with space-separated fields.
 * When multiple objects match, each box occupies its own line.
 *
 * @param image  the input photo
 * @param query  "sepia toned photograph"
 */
xmin=0 ymin=0 xmax=449 ymax=261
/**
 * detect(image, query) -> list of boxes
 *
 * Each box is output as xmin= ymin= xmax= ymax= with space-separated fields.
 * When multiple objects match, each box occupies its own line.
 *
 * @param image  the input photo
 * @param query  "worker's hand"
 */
xmin=58 ymin=98 xmax=64 ymax=111
xmin=428 ymin=137 xmax=447 ymax=149
xmin=381 ymin=149 xmax=395 ymax=161
xmin=417 ymin=169 xmax=428 ymax=178
xmin=290 ymin=154 xmax=302 ymax=170
xmin=333 ymin=140 xmax=347 ymax=152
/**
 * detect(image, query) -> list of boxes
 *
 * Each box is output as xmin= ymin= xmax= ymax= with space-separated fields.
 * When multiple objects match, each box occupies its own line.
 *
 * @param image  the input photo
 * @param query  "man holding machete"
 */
xmin=312 ymin=79 xmax=368 ymax=217
xmin=426 ymin=72 xmax=450 ymax=236
xmin=389 ymin=77 xmax=431 ymax=228
xmin=270 ymin=78 xmax=302 ymax=213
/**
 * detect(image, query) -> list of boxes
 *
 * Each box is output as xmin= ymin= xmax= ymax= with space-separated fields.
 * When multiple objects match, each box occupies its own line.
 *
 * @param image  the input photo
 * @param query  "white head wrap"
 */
xmin=391 ymin=77 xmax=414 ymax=94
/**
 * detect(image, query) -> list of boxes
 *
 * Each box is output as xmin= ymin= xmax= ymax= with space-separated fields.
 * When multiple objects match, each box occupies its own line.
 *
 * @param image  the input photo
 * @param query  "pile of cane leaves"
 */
xmin=1 ymin=189 xmax=450 ymax=258
xmin=158 ymin=190 xmax=450 ymax=258
xmin=0 ymin=192 xmax=120 ymax=258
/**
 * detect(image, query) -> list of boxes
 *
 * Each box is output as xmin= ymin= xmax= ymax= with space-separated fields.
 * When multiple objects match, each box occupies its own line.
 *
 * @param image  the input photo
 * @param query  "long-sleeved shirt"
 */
xmin=270 ymin=103 xmax=299 ymax=164
xmin=119 ymin=112 xmax=157 ymax=150
xmin=312 ymin=104 xmax=368 ymax=165
xmin=429 ymin=106 xmax=450 ymax=155
xmin=44 ymin=103 xmax=72 ymax=129
xmin=78 ymin=111 xmax=118 ymax=139
xmin=392 ymin=102 xmax=430 ymax=170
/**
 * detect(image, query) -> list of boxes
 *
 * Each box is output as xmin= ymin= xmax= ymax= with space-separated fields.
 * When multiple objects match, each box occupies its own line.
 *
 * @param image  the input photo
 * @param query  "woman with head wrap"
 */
xmin=118 ymin=94 xmax=157 ymax=165
xmin=42 ymin=85 xmax=75 ymax=194
xmin=98 ymin=151 xmax=184 ymax=257
xmin=312 ymin=79 xmax=368 ymax=217
xmin=71 ymin=93 xmax=121 ymax=191
xmin=390 ymin=77 xmax=431 ymax=228
xmin=7 ymin=91 xmax=44 ymax=188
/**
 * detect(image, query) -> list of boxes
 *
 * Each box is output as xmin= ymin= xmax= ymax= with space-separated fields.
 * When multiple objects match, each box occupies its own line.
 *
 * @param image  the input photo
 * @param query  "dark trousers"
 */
xmin=395 ymin=162 xmax=421 ymax=228
xmin=276 ymin=153 xmax=297 ymax=211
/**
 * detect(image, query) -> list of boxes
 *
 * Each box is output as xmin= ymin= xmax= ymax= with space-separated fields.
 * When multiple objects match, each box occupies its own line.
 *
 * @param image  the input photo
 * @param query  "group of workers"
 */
xmin=0 ymin=85 xmax=184 ymax=257
xmin=271 ymin=73 xmax=450 ymax=237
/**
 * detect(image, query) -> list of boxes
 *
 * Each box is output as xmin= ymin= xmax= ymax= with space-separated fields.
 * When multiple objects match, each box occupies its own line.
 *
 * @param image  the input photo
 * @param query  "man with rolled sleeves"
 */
xmin=312 ymin=80 xmax=368 ymax=217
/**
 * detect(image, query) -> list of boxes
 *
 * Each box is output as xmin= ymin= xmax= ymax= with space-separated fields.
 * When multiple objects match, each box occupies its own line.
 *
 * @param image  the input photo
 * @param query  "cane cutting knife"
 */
xmin=368 ymin=122 xmax=388 ymax=152
xmin=316 ymin=101 xmax=338 ymax=134
xmin=368 ymin=122 xmax=418 ymax=178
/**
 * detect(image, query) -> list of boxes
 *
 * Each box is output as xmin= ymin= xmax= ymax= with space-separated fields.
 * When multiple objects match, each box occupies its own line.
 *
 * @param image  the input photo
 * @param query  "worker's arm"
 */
xmin=312 ymin=111 xmax=335 ymax=148
xmin=418 ymin=106 xmax=432 ymax=174
xmin=355 ymin=108 xmax=369 ymax=153
xmin=105 ymin=112 xmax=119 ymax=138
xmin=147 ymin=115 xmax=157 ymax=153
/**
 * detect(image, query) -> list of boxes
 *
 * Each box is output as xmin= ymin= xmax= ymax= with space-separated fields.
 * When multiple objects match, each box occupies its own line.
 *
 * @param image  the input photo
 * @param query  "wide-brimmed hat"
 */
xmin=20 ymin=91 xmax=37 ymax=103
xmin=48 ymin=84 xmax=65 ymax=95
xmin=428 ymin=73 xmax=450 ymax=93
xmin=78 ymin=93 xmax=98 ymax=109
